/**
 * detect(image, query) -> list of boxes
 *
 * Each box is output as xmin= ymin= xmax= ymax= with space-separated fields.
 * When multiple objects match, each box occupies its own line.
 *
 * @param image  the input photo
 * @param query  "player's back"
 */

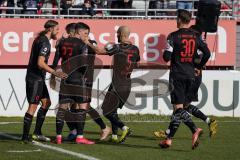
xmin=58 ymin=37 xmax=86 ymax=84
xmin=169 ymin=28 xmax=199 ymax=79
xmin=112 ymin=43 xmax=140 ymax=82
xmin=59 ymin=37 xmax=85 ymax=63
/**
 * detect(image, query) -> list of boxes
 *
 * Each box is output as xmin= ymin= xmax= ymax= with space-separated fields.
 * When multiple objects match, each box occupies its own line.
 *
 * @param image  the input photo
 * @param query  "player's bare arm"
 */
xmin=38 ymin=56 xmax=68 ymax=79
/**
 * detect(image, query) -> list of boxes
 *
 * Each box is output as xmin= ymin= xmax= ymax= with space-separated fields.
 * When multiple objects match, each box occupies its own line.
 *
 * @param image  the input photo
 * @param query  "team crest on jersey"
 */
xmin=41 ymin=47 xmax=48 ymax=55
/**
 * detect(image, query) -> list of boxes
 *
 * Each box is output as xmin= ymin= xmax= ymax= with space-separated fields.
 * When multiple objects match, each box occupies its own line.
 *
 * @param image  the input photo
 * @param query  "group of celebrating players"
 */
xmin=21 ymin=9 xmax=217 ymax=150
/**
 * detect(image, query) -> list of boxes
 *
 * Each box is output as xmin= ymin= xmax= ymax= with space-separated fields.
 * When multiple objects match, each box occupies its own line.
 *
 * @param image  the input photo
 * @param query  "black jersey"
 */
xmin=108 ymin=43 xmax=140 ymax=83
xmin=26 ymin=35 xmax=51 ymax=80
xmin=52 ymin=37 xmax=64 ymax=69
xmin=52 ymin=37 xmax=87 ymax=84
xmin=163 ymin=28 xmax=210 ymax=79
xmin=83 ymin=40 xmax=97 ymax=87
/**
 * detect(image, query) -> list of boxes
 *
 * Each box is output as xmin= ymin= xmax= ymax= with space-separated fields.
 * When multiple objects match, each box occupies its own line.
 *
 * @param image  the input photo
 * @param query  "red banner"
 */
xmin=0 ymin=19 xmax=236 ymax=66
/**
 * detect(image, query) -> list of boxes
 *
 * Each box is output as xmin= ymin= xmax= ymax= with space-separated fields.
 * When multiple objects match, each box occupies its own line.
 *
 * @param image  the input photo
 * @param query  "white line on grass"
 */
xmin=0 ymin=132 xmax=100 ymax=160
xmin=7 ymin=149 xmax=42 ymax=153
xmin=0 ymin=122 xmax=22 ymax=125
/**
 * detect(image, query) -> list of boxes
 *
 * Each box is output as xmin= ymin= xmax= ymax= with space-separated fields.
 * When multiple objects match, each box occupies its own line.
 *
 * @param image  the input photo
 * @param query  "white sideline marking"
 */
xmin=0 ymin=132 xmax=100 ymax=160
xmin=7 ymin=149 xmax=42 ymax=153
xmin=32 ymin=141 xmax=99 ymax=160
xmin=0 ymin=122 xmax=22 ymax=125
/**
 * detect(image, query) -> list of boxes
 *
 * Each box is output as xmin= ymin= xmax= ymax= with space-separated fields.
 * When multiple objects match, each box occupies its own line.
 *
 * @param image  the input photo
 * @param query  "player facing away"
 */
xmin=67 ymin=22 xmax=111 ymax=141
xmin=52 ymin=22 xmax=95 ymax=144
xmin=154 ymin=25 xmax=217 ymax=139
xmin=87 ymin=26 xmax=140 ymax=143
xmin=51 ymin=22 xmax=111 ymax=143
xmin=22 ymin=20 xmax=68 ymax=143
xmin=159 ymin=9 xmax=211 ymax=149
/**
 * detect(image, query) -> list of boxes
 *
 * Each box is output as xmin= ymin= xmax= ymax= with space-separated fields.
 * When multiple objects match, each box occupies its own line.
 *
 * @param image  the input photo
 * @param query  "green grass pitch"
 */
xmin=0 ymin=115 xmax=240 ymax=160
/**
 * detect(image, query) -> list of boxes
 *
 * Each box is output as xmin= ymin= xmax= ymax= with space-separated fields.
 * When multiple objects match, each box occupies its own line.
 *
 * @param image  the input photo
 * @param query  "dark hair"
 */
xmin=177 ymin=9 xmax=192 ymax=24
xmin=65 ymin=23 xmax=76 ymax=34
xmin=75 ymin=22 xmax=90 ymax=32
xmin=38 ymin=20 xmax=59 ymax=37
xmin=44 ymin=20 xmax=59 ymax=29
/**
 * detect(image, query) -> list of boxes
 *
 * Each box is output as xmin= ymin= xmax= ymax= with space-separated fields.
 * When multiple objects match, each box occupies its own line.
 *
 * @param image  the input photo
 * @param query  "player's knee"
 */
xmin=41 ymin=100 xmax=51 ymax=109
xmin=27 ymin=104 xmax=38 ymax=115
xmin=76 ymin=103 xmax=89 ymax=110
xmin=174 ymin=104 xmax=183 ymax=109
xmin=59 ymin=103 xmax=71 ymax=110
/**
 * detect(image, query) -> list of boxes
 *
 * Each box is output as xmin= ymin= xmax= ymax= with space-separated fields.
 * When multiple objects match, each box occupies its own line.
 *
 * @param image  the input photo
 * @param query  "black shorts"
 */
xmin=189 ymin=74 xmax=202 ymax=102
xmin=169 ymin=78 xmax=194 ymax=104
xmin=102 ymin=83 xmax=131 ymax=113
xmin=59 ymin=80 xmax=92 ymax=104
xmin=26 ymin=79 xmax=50 ymax=104
xmin=58 ymin=94 xmax=91 ymax=104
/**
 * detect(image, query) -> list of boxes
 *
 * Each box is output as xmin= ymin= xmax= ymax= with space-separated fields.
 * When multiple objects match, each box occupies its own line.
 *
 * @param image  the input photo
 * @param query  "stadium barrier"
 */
xmin=0 ymin=19 xmax=236 ymax=66
xmin=0 ymin=69 xmax=239 ymax=117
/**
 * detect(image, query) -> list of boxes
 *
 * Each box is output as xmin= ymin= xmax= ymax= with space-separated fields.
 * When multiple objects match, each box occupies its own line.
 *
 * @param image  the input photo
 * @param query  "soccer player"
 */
xmin=52 ymin=22 xmax=111 ymax=142
xmin=159 ymin=9 xmax=211 ymax=149
xmin=51 ymin=22 xmax=111 ymax=144
xmin=22 ymin=20 xmax=68 ymax=143
xmin=52 ymin=22 xmax=94 ymax=144
xmin=87 ymin=26 xmax=140 ymax=143
xmin=72 ymin=22 xmax=111 ymax=141
xmin=154 ymin=25 xmax=217 ymax=139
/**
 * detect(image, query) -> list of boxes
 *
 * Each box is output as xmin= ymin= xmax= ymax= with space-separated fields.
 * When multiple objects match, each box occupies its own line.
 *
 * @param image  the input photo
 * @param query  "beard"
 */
xmin=51 ymin=32 xmax=58 ymax=40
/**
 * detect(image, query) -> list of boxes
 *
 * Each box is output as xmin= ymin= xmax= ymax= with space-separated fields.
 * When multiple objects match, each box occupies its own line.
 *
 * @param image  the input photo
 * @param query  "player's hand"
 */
xmin=82 ymin=37 xmax=90 ymax=45
xmin=195 ymin=68 xmax=201 ymax=76
xmin=50 ymin=77 xmax=56 ymax=89
xmin=104 ymin=42 xmax=120 ymax=55
xmin=62 ymin=32 xmax=69 ymax=39
xmin=52 ymin=70 xmax=68 ymax=79
xmin=104 ymin=42 xmax=115 ymax=51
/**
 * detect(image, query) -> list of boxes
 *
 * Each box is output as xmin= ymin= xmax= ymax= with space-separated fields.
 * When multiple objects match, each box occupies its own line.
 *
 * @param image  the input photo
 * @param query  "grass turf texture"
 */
xmin=0 ymin=115 xmax=240 ymax=160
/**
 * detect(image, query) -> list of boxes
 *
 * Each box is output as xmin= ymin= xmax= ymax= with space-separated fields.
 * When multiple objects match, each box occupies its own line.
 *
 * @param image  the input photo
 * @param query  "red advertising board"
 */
xmin=0 ymin=19 xmax=236 ymax=66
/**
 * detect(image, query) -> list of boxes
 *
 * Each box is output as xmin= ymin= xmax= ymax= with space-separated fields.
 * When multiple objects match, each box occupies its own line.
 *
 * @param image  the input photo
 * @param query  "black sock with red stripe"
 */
xmin=34 ymin=107 xmax=48 ymax=135
xmin=22 ymin=113 xmax=33 ymax=140
xmin=56 ymin=108 xmax=66 ymax=135
xmin=76 ymin=109 xmax=86 ymax=136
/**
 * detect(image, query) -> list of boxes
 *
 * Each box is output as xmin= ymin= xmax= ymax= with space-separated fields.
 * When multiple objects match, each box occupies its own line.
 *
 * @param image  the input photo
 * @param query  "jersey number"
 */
xmin=181 ymin=39 xmax=195 ymax=57
xmin=62 ymin=46 xmax=73 ymax=57
xmin=62 ymin=46 xmax=73 ymax=69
